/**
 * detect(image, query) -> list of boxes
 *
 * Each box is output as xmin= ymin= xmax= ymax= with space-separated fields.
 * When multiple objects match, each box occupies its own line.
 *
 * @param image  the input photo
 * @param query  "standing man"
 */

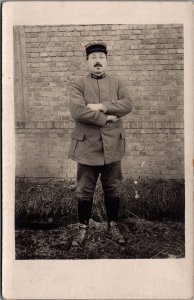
xmin=68 ymin=42 xmax=132 ymax=246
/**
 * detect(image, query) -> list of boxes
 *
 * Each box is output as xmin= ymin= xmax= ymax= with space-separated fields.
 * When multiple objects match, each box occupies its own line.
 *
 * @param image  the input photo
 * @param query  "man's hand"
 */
xmin=87 ymin=103 xmax=107 ymax=113
xmin=106 ymin=115 xmax=118 ymax=123
xmin=87 ymin=104 xmax=120 ymax=123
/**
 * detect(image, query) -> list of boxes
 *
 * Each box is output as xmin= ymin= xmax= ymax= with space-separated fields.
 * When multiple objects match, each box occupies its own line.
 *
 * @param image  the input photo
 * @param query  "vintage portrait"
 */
xmin=14 ymin=23 xmax=185 ymax=259
xmin=3 ymin=2 xmax=193 ymax=300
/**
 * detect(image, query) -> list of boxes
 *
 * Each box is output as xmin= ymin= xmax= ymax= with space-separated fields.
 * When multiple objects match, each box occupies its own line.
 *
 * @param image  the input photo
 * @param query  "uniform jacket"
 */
xmin=68 ymin=73 xmax=132 ymax=165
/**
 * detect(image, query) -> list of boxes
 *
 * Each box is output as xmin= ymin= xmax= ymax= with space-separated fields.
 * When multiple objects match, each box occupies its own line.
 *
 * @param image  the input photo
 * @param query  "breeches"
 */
xmin=76 ymin=161 xmax=122 ymax=201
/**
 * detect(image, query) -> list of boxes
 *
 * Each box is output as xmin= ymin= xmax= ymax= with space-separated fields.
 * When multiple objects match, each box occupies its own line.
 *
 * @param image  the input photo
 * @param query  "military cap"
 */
xmin=85 ymin=42 xmax=107 ymax=56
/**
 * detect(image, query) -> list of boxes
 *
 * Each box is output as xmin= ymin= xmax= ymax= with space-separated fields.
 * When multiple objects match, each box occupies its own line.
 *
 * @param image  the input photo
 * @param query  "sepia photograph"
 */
xmin=3 ymin=2 xmax=193 ymax=299
xmin=14 ymin=23 xmax=185 ymax=259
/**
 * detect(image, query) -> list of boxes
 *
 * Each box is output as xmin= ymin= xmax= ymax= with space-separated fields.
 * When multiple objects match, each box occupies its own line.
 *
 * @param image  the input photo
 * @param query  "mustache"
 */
xmin=94 ymin=63 xmax=102 ymax=67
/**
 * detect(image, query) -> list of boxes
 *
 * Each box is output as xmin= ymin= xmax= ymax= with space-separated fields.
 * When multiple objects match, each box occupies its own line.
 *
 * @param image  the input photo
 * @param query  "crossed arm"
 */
xmin=69 ymin=80 xmax=132 ymax=126
xmin=69 ymin=81 xmax=110 ymax=126
xmin=87 ymin=80 xmax=133 ymax=117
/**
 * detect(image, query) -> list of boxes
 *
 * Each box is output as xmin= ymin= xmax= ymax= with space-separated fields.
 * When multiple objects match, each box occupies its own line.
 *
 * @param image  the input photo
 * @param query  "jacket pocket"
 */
xmin=71 ymin=129 xmax=85 ymax=140
xmin=70 ymin=129 xmax=85 ymax=158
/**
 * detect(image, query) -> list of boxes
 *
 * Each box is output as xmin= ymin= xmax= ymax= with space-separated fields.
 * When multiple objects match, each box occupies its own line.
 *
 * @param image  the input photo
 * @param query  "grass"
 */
xmin=15 ymin=177 xmax=185 ymax=228
xmin=15 ymin=177 xmax=185 ymax=259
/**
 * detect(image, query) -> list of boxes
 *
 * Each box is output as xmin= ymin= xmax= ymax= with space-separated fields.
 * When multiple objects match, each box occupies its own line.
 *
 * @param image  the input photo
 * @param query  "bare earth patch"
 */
xmin=15 ymin=218 xmax=184 ymax=259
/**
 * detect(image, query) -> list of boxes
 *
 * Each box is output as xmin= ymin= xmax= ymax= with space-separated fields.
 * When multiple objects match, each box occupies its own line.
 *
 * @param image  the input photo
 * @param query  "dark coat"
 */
xmin=68 ymin=73 xmax=132 ymax=165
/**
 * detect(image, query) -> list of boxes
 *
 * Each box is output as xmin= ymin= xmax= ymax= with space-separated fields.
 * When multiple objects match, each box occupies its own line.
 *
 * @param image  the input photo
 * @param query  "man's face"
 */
xmin=87 ymin=52 xmax=107 ymax=74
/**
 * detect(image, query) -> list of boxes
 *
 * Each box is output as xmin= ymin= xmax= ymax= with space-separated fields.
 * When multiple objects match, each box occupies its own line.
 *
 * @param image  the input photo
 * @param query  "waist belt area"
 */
xmin=76 ymin=119 xmax=122 ymax=129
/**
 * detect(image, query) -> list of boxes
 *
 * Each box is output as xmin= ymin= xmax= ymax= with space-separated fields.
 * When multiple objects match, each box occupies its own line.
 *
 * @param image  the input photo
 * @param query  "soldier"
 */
xmin=68 ymin=42 xmax=132 ymax=247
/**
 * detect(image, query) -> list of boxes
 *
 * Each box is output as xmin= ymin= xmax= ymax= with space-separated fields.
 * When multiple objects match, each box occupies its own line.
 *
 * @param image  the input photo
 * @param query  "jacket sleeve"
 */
xmin=69 ymin=80 xmax=107 ymax=126
xmin=103 ymin=80 xmax=133 ymax=117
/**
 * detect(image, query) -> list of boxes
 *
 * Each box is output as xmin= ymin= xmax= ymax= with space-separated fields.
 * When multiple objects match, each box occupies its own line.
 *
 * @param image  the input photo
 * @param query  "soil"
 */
xmin=15 ymin=217 xmax=184 ymax=259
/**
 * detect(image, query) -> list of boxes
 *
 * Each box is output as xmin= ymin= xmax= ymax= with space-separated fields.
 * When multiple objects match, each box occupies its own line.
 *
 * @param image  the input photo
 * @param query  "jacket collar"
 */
xmin=90 ymin=72 xmax=106 ymax=80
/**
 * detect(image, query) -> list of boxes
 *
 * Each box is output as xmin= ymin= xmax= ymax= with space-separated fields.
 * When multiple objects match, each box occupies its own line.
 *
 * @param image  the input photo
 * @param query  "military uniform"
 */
xmin=68 ymin=42 xmax=132 ymax=245
xmin=68 ymin=73 xmax=132 ymax=165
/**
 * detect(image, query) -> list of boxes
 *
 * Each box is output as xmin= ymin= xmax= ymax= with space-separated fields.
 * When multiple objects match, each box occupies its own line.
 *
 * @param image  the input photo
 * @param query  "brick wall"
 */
xmin=14 ymin=24 xmax=184 ymax=179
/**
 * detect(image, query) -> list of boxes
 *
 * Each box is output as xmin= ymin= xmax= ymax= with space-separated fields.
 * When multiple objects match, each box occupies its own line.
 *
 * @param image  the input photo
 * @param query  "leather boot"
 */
xmin=77 ymin=199 xmax=93 ymax=225
xmin=72 ymin=199 xmax=92 ymax=247
xmin=109 ymin=221 xmax=125 ymax=245
xmin=72 ymin=223 xmax=88 ymax=247
xmin=104 ymin=197 xmax=125 ymax=245
xmin=104 ymin=196 xmax=119 ymax=222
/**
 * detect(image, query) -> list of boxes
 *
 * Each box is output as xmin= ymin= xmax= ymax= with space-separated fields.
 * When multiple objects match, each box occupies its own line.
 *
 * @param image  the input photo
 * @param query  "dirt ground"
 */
xmin=15 ymin=217 xmax=184 ymax=259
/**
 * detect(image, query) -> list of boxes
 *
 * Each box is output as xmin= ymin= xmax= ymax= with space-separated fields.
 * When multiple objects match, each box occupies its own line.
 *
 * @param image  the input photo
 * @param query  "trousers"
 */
xmin=77 ymin=161 xmax=122 ymax=199
xmin=76 ymin=161 xmax=123 ymax=225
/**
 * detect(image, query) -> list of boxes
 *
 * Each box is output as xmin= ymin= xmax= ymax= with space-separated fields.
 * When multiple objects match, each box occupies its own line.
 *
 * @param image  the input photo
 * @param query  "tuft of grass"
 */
xmin=15 ymin=178 xmax=78 ymax=227
xmin=15 ymin=177 xmax=185 ymax=228
xmin=118 ymin=178 xmax=185 ymax=222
